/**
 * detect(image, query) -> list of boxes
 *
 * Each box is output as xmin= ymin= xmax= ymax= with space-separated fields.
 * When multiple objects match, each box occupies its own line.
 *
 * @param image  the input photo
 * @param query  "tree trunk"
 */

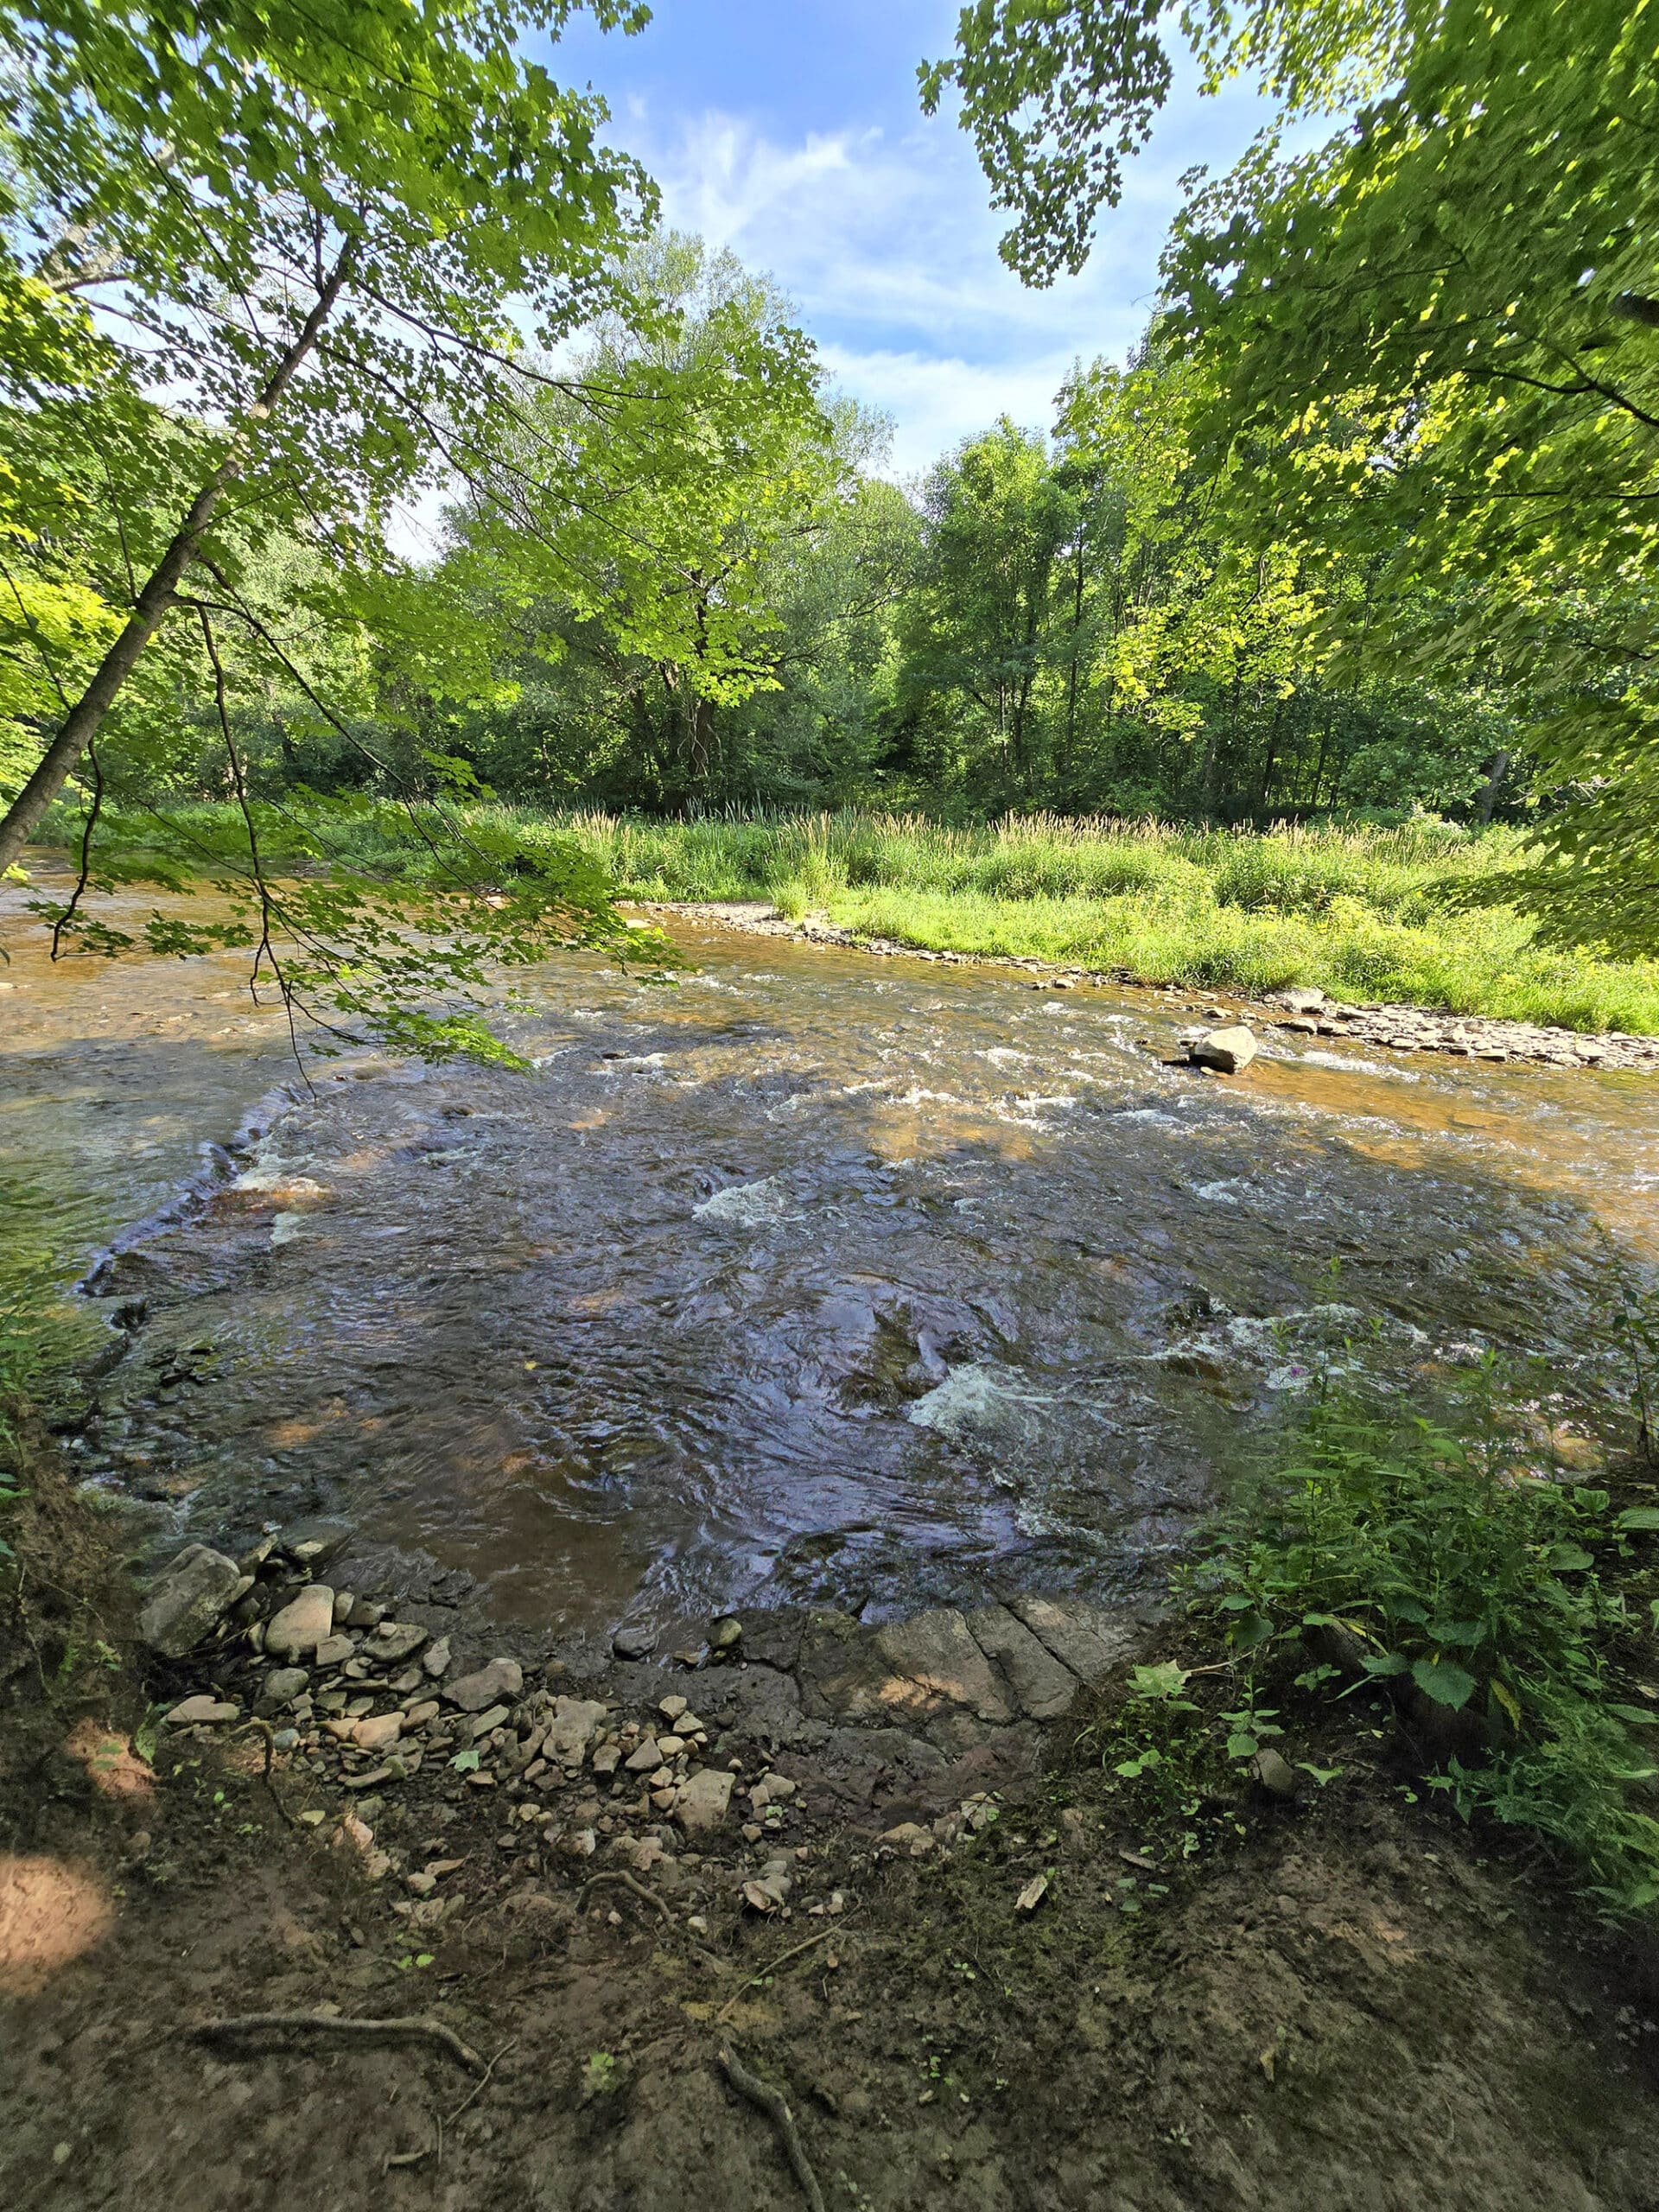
xmin=0 ymin=245 xmax=353 ymax=876
xmin=1475 ymin=749 xmax=1510 ymax=826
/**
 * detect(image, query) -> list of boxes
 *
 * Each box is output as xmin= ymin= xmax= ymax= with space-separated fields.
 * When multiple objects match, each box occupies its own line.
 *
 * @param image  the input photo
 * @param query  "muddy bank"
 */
xmin=6 ymin=1465 xmax=1659 ymax=2212
xmin=643 ymin=898 xmax=1659 ymax=1071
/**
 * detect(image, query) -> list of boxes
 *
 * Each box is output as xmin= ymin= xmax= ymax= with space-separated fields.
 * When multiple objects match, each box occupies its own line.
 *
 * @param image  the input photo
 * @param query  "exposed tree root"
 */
xmin=577 ymin=1868 xmax=673 ymax=1923
xmin=718 ymin=2044 xmax=826 ymax=2212
xmin=187 ymin=2011 xmax=484 ymax=2072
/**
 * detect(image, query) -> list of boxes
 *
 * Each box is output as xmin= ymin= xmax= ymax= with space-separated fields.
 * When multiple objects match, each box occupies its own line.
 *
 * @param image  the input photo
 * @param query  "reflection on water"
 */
xmin=5 ymin=881 xmax=1658 ymax=1639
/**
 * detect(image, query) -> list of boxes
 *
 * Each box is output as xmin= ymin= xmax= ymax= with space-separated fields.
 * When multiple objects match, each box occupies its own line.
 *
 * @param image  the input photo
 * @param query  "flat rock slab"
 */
xmin=800 ymin=1606 xmax=1016 ymax=1726
xmin=1007 ymin=1595 xmax=1137 ymax=1685
xmin=965 ymin=1604 xmax=1080 ymax=1719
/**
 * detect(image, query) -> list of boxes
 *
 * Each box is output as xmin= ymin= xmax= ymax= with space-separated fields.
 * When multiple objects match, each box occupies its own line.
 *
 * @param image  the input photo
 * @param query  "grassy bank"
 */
xmin=31 ymin=802 xmax=1659 ymax=1033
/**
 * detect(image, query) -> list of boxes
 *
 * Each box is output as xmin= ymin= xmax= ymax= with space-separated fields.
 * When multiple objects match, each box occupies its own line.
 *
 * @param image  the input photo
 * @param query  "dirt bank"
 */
xmin=639 ymin=899 xmax=1659 ymax=1074
xmin=6 ymin=1450 xmax=1659 ymax=2212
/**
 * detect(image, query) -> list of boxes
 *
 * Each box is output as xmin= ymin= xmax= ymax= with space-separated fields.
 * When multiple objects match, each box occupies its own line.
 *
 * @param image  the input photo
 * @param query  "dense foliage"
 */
xmin=928 ymin=0 xmax=1659 ymax=945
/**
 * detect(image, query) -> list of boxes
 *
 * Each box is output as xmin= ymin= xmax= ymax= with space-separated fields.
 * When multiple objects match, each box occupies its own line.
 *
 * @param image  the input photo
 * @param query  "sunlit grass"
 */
xmin=35 ymin=801 xmax=1659 ymax=1034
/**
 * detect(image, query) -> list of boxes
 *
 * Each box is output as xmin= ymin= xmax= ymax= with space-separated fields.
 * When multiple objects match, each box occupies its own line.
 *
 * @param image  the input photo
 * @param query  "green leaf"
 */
xmin=1411 ymin=1658 xmax=1478 ymax=1711
xmin=1546 ymin=1544 xmax=1595 ymax=1573
xmin=1128 ymin=1661 xmax=1192 ymax=1703
xmin=1361 ymin=1651 xmax=1410 ymax=1677
xmin=1615 ymin=1508 xmax=1659 ymax=1532
xmin=449 ymin=1745 xmax=481 ymax=1772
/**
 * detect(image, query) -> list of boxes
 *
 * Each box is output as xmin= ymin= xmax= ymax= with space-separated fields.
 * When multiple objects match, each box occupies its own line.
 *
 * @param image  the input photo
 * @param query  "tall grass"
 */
xmin=35 ymin=801 xmax=1659 ymax=1033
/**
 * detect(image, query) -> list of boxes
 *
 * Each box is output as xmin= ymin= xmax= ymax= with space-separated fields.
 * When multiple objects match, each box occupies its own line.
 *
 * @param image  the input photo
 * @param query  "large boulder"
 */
xmin=139 ymin=1545 xmax=249 ymax=1657
xmin=1189 ymin=1025 xmax=1259 ymax=1075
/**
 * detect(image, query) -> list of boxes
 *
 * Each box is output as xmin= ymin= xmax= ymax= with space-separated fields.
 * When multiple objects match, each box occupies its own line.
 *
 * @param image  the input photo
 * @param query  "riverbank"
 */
xmin=643 ymin=899 xmax=1659 ymax=1071
xmin=33 ymin=805 xmax=1659 ymax=1039
xmin=8 ymin=1421 xmax=1659 ymax=2211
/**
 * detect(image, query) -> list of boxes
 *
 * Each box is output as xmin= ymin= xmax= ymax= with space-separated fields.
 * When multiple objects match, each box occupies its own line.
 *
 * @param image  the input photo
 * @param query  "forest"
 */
xmin=0 ymin=0 xmax=1655 ymax=1058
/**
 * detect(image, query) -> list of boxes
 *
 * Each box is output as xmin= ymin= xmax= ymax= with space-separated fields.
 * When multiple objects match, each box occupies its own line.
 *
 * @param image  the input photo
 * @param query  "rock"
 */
xmin=277 ymin=1518 xmax=352 ymax=1570
xmin=625 ymin=1736 xmax=662 ymax=1773
xmin=467 ymin=1703 xmax=512 ymax=1739
xmin=592 ymin=1741 xmax=622 ymax=1777
xmin=1189 ymin=1025 xmax=1259 ymax=1075
xmin=265 ymin=1585 xmax=337 ymax=1660
xmin=164 ymin=1694 xmax=239 ymax=1727
xmin=655 ymin=1734 xmax=689 ymax=1760
xmin=313 ymin=1633 xmax=355 ymax=1669
xmin=443 ymin=1658 xmax=523 ymax=1713
xmin=258 ymin=1667 xmax=309 ymax=1710
xmin=658 ymin=1694 xmax=689 ymax=1721
xmin=612 ymin=1624 xmax=655 ymax=1661
xmin=372 ymin=1621 xmax=428 ymax=1665
xmin=1007 ymin=1595 xmax=1138 ymax=1685
xmin=331 ymin=1590 xmax=354 ymax=1626
xmin=139 ymin=1545 xmax=247 ymax=1657
xmin=1015 ymin=1872 xmax=1050 ymax=1913
xmin=1278 ymin=987 xmax=1326 ymax=1014
xmin=404 ymin=1699 xmax=440 ymax=1729
xmin=873 ymin=1608 xmax=1014 ymax=1725
xmin=764 ymin=1774 xmax=797 ymax=1802
xmin=422 ymin=1637 xmax=452 ymax=1679
xmin=545 ymin=1696 xmax=609 ymax=1762
xmin=673 ymin=1770 xmax=734 ymax=1835
xmin=346 ymin=1596 xmax=385 ymax=1630
xmin=741 ymin=1877 xmax=786 ymax=1915
xmin=1252 ymin=1748 xmax=1298 ymax=1798
xmin=880 ymin=1821 xmax=936 ymax=1858
xmin=352 ymin=1712 xmax=404 ymax=1751
xmin=965 ymin=1603 xmax=1079 ymax=1719
xmin=709 ymin=1617 xmax=743 ymax=1652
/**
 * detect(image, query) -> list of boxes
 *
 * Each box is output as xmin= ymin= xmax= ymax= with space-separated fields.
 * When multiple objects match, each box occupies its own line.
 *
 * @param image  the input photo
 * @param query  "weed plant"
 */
xmin=1191 ymin=1387 xmax=1659 ymax=1916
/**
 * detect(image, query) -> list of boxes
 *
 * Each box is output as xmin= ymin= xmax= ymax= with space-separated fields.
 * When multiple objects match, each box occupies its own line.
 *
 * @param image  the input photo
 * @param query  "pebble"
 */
xmin=709 ymin=1617 xmax=744 ymax=1652
xmin=612 ymin=1624 xmax=655 ymax=1661
xmin=164 ymin=1694 xmax=239 ymax=1727
xmin=674 ymin=1769 xmax=735 ymax=1835
xmin=444 ymin=1658 xmax=523 ymax=1712
xmin=352 ymin=1712 xmax=404 ymax=1751
xmin=625 ymin=1737 xmax=662 ymax=1773
xmin=313 ymin=1633 xmax=355 ymax=1669
xmin=372 ymin=1621 xmax=428 ymax=1665
xmin=422 ymin=1637 xmax=452 ymax=1679
xmin=264 ymin=1585 xmax=336 ymax=1660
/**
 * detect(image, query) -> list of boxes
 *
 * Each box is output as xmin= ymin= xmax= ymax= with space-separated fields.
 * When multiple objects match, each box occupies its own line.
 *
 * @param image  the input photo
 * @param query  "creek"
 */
xmin=5 ymin=879 xmax=1658 ymax=1646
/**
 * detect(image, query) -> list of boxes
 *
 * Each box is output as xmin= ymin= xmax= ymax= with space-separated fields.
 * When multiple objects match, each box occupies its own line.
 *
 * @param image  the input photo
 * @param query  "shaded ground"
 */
xmin=4 ymin=1464 xmax=1659 ymax=2212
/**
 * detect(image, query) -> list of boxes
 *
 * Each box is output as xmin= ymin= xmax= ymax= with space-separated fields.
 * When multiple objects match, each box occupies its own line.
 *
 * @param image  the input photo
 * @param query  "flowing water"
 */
xmin=6 ymin=878 xmax=1659 ymax=1643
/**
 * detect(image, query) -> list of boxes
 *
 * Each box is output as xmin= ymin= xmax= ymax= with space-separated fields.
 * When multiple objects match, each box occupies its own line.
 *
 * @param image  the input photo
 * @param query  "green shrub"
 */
xmin=1195 ymin=1390 xmax=1659 ymax=1915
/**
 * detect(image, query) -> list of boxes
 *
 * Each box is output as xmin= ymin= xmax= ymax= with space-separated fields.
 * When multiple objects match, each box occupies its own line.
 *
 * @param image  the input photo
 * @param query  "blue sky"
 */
xmin=543 ymin=2 xmax=1283 ymax=478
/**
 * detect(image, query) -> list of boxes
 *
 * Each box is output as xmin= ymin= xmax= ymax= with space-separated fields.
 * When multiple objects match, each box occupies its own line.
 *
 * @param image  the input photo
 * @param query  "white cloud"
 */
xmin=626 ymin=105 xmax=1188 ymax=473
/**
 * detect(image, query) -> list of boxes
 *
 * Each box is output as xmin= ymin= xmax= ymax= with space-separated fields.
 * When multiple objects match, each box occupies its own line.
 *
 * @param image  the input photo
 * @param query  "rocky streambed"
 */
xmin=140 ymin=1516 xmax=1154 ymax=1938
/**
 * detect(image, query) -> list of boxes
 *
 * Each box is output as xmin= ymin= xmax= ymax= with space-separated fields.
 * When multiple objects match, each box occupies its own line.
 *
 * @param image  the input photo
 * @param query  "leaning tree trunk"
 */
xmin=0 ymin=246 xmax=353 ymax=877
